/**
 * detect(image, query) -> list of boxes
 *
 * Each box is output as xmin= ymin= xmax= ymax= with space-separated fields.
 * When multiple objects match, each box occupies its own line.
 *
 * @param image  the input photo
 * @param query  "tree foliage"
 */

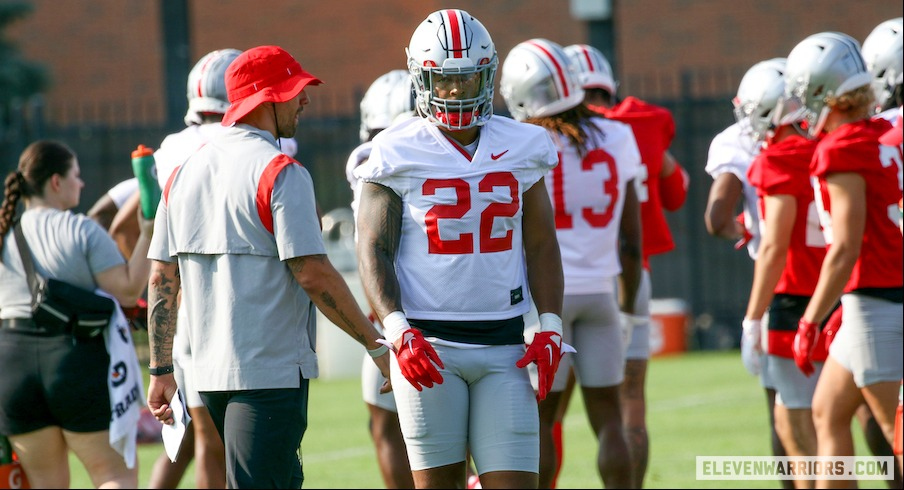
xmin=0 ymin=1 xmax=50 ymax=105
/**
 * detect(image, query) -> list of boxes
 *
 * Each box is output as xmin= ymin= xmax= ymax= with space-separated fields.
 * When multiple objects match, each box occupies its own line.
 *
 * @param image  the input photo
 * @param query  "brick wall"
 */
xmin=12 ymin=0 xmax=898 ymax=125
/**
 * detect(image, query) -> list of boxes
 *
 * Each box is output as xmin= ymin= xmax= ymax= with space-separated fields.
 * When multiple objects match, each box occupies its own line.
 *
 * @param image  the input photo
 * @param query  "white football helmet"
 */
xmin=563 ymin=44 xmax=617 ymax=95
xmin=500 ymin=38 xmax=585 ymax=122
xmin=732 ymin=58 xmax=791 ymax=142
xmin=862 ymin=17 xmax=903 ymax=111
xmin=406 ymin=9 xmax=497 ymax=131
xmin=359 ymin=69 xmax=416 ymax=142
xmin=779 ymin=32 xmax=872 ymax=138
xmin=184 ymin=49 xmax=242 ymax=125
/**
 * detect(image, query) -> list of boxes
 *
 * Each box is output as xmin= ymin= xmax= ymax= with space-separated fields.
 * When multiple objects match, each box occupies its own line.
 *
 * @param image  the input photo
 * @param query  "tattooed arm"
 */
xmin=355 ymin=182 xmax=404 ymax=322
xmin=146 ymin=259 xmax=180 ymax=424
xmin=286 ymin=252 xmax=390 ymax=378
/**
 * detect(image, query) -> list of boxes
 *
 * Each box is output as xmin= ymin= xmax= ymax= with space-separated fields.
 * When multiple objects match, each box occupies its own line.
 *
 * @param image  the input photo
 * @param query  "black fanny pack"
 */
xmin=14 ymin=224 xmax=115 ymax=339
xmin=32 ymin=277 xmax=115 ymax=338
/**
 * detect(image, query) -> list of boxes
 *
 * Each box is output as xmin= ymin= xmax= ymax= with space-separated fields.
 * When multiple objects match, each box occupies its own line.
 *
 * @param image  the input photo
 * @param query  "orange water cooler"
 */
xmin=650 ymin=298 xmax=689 ymax=357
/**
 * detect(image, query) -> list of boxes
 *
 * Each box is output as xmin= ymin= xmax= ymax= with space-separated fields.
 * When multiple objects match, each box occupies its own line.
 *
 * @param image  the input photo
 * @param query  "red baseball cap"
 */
xmin=222 ymin=45 xmax=322 ymax=126
xmin=879 ymin=109 xmax=903 ymax=146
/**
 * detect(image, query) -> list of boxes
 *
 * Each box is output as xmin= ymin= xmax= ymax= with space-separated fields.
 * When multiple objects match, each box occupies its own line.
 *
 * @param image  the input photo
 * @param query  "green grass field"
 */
xmin=67 ymin=350 xmax=890 ymax=489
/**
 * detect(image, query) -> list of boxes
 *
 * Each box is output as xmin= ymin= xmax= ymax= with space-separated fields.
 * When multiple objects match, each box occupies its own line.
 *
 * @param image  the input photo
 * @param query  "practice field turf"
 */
xmin=67 ymin=350 xmax=890 ymax=489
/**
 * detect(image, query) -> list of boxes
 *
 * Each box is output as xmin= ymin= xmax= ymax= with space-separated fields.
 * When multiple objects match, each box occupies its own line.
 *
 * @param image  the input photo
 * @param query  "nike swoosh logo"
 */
xmin=544 ymin=344 xmax=555 ymax=366
xmin=491 ymin=150 xmax=509 ymax=160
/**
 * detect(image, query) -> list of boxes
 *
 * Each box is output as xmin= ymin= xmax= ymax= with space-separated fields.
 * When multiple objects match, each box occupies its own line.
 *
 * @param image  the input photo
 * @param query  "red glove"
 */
xmin=734 ymin=213 xmax=753 ymax=250
xmin=122 ymin=297 xmax=148 ymax=330
xmin=793 ymin=319 xmax=819 ymax=377
xmin=517 ymin=331 xmax=564 ymax=401
xmin=390 ymin=328 xmax=444 ymax=391
xmin=822 ymin=306 xmax=843 ymax=352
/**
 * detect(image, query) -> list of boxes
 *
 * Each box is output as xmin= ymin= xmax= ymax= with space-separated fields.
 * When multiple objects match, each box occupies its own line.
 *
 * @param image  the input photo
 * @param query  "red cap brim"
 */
xmin=222 ymin=71 xmax=322 ymax=126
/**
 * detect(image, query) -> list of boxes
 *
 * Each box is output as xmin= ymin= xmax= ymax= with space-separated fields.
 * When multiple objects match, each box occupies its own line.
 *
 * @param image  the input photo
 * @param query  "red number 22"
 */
xmin=423 ymin=172 xmax=519 ymax=254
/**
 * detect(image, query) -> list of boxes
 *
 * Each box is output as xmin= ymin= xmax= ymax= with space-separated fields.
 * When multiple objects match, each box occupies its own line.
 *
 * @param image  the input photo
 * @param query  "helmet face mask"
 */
xmin=778 ymin=32 xmax=872 ymax=138
xmin=406 ymin=9 xmax=497 ymax=131
xmin=861 ymin=17 xmax=903 ymax=112
xmin=359 ymin=69 xmax=416 ymax=142
xmin=500 ymin=38 xmax=585 ymax=121
xmin=185 ymin=49 xmax=242 ymax=126
xmin=732 ymin=58 xmax=788 ymax=143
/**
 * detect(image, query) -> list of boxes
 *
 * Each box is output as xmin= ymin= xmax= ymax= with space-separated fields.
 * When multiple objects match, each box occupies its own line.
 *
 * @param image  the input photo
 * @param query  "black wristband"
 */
xmin=148 ymin=365 xmax=174 ymax=376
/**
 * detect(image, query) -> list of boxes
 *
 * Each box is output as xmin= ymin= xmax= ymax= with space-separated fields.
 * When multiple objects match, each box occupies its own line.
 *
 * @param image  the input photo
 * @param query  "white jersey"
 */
xmin=355 ymin=116 xmax=557 ymax=321
xmin=547 ymin=117 xmax=641 ymax=294
xmin=345 ymin=140 xmax=374 ymax=220
xmin=107 ymin=178 xmax=138 ymax=208
xmin=154 ymin=123 xmax=231 ymax=188
xmin=705 ymin=121 xmax=762 ymax=259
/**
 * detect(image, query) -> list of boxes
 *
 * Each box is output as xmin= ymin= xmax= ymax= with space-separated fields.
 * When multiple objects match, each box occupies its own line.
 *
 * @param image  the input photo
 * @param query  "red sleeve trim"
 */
xmin=659 ymin=162 xmax=688 ymax=211
xmin=256 ymin=154 xmax=300 ymax=234
xmin=162 ymin=165 xmax=181 ymax=205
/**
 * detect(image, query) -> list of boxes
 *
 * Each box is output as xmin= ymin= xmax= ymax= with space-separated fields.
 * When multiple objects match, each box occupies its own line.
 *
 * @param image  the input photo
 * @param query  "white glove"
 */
xmin=619 ymin=312 xmax=646 ymax=354
xmin=741 ymin=318 xmax=763 ymax=376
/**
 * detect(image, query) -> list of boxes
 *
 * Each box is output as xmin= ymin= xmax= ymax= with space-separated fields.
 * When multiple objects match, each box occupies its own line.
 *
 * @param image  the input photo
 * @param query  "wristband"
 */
xmin=148 ymin=365 xmax=174 ymax=376
xmin=538 ymin=312 xmax=563 ymax=336
xmin=381 ymin=311 xmax=411 ymax=344
xmin=367 ymin=343 xmax=390 ymax=358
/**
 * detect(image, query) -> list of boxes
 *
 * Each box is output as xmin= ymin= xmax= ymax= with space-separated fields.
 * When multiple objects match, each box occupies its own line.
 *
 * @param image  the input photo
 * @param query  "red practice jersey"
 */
xmin=748 ymin=135 xmax=825 ymax=296
xmin=594 ymin=96 xmax=679 ymax=264
xmin=811 ymin=118 xmax=903 ymax=291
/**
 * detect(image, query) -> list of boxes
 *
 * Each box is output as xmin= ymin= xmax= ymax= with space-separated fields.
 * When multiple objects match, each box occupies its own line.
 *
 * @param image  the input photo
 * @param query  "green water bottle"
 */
xmin=0 ymin=434 xmax=11 ymax=464
xmin=131 ymin=144 xmax=161 ymax=219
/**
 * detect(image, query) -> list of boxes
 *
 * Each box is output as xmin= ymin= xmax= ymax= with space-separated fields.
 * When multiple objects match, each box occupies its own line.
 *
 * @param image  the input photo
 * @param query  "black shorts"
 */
xmin=201 ymin=380 xmax=309 ymax=489
xmin=0 ymin=329 xmax=111 ymax=435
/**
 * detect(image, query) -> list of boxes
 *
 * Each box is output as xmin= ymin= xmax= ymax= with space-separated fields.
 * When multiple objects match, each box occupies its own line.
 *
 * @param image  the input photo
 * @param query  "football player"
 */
xmin=565 ymin=43 xmax=689 ymax=488
xmin=355 ymin=10 xmax=565 ymax=488
xmin=501 ymin=38 xmax=642 ymax=489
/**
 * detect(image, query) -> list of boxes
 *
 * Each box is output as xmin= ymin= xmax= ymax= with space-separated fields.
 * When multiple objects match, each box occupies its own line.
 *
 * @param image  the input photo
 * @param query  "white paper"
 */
xmin=161 ymin=388 xmax=192 ymax=462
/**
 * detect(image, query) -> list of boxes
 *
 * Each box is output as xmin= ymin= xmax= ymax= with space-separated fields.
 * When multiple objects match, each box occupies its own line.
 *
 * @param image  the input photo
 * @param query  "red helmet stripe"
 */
xmin=580 ymin=45 xmax=596 ymax=71
xmin=195 ymin=53 xmax=219 ymax=97
xmin=527 ymin=40 xmax=569 ymax=97
xmin=446 ymin=9 xmax=463 ymax=58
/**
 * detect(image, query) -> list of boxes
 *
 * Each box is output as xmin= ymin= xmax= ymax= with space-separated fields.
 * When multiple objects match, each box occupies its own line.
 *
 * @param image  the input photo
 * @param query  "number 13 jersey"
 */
xmin=545 ymin=117 xmax=642 ymax=294
xmin=355 ymin=116 xmax=558 ymax=321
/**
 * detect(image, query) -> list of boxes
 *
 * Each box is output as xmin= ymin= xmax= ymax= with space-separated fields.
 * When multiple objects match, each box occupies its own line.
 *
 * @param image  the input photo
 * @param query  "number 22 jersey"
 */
xmin=354 ymin=116 xmax=557 ymax=321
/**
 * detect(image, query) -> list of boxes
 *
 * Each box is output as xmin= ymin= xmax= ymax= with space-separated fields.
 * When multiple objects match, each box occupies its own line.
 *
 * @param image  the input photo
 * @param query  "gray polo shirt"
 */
xmin=1 ymin=208 xmax=124 ymax=319
xmin=148 ymin=124 xmax=325 ymax=391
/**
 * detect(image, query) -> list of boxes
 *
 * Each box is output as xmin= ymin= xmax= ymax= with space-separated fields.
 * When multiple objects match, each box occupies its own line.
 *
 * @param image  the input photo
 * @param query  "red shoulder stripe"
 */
xmin=256 ymin=154 xmax=300 ymax=234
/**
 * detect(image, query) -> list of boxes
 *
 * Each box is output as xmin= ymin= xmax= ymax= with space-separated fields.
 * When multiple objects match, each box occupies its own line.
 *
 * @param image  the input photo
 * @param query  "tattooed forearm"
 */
xmin=356 ymin=182 xmax=405 ymax=318
xmin=287 ymin=254 xmax=327 ymax=276
xmin=148 ymin=261 xmax=180 ymax=366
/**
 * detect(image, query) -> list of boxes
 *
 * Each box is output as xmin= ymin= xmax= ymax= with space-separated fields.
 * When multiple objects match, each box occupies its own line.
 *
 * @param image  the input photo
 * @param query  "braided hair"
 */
xmin=526 ymin=104 xmax=607 ymax=159
xmin=0 ymin=140 xmax=76 ymax=255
